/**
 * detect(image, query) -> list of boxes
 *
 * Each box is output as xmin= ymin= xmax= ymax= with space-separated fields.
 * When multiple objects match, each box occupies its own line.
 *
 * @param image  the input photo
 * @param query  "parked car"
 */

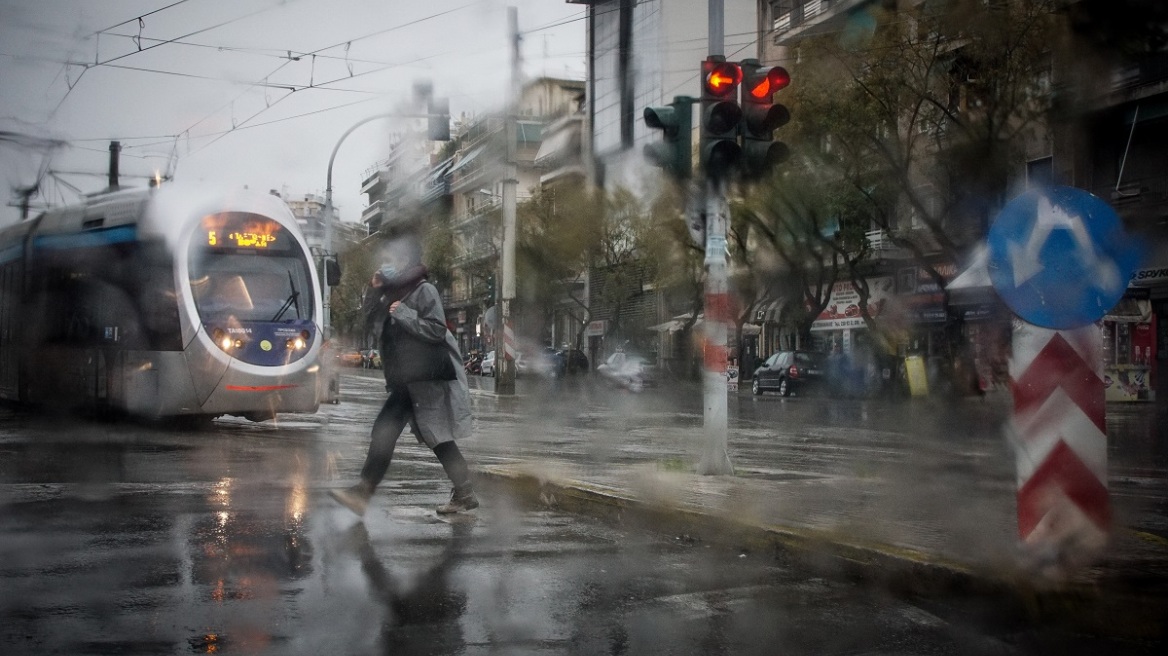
xmin=554 ymin=348 xmax=589 ymax=376
xmin=521 ymin=348 xmax=560 ymax=377
xmin=596 ymin=351 xmax=657 ymax=392
xmin=752 ymin=350 xmax=826 ymax=397
xmin=480 ymin=350 xmax=496 ymax=377
xmin=337 ymin=348 xmax=363 ymax=367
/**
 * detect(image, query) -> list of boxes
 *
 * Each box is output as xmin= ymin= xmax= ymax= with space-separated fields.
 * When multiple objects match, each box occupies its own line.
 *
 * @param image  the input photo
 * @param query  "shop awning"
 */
xmin=1105 ymin=297 xmax=1152 ymax=323
xmin=449 ymin=146 xmax=485 ymax=174
xmin=534 ymin=128 xmax=574 ymax=167
xmin=649 ymin=313 xmax=696 ymax=333
xmin=947 ymin=245 xmax=992 ymax=292
xmin=754 ymin=297 xmax=788 ymax=323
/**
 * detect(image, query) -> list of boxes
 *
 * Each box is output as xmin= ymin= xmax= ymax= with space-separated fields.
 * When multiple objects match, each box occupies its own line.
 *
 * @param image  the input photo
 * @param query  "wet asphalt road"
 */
xmin=0 ymin=375 xmax=1164 ymax=655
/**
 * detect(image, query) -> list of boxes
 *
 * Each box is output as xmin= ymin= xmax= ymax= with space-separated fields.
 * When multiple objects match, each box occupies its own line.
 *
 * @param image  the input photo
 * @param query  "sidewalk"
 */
xmin=468 ymin=394 xmax=1168 ymax=640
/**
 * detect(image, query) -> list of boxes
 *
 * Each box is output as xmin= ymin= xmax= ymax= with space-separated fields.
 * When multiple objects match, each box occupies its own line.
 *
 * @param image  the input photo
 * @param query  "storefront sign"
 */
xmin=584 ymin=320 xmax=607 ymax=337
xmin=1130 ymin=266 xmax=1168 ymax=286
xmin=810 ymin=277 xmax=894 ymax=331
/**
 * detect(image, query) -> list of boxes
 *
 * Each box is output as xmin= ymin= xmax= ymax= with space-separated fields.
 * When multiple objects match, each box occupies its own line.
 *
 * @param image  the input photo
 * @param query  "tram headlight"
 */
xmin=211 ymin=328 xmax=234 ymax=352
xmin=287 ymin=330 xmax=310 ymax=350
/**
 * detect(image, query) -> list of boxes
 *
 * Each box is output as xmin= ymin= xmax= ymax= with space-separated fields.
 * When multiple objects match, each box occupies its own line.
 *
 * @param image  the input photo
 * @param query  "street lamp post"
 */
xmin=321 ymin=104 xmax=450 ymax=336
xmin=322 ymin=114 xmax=392 ymax=338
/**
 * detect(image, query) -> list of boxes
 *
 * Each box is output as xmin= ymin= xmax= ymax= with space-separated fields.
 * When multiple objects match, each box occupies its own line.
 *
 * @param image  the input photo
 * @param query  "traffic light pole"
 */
xmin=698 ymin=177 xmax=734 ymax=475
xmin=697 ymin=0 xmax=733 ymax=475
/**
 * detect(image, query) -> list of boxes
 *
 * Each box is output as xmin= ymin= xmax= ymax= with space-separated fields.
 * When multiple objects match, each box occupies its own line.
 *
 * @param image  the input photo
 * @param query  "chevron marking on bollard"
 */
xmin=1010 ymin=325 xmax=1108 ymax=565
xmin=502 ymin=321 xmax=517 ymax=361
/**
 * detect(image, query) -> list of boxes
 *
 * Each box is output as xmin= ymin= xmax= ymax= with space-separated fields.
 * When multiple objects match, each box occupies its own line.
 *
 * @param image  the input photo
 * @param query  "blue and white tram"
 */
xmin=0 ymin=185 xmax=328 ymax=420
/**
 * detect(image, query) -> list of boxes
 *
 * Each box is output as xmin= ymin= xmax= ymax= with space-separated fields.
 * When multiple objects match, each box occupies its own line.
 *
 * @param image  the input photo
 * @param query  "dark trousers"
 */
xmin=360 ymin=388 xmax=471 ymax=490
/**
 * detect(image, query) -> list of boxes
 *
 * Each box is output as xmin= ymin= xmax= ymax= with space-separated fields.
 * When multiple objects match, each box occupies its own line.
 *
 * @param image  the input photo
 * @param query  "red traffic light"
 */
xmin=704 ymin=61 xmax=742 ymax=96
xmin=747 ymin=67 xmax=790 ymax=99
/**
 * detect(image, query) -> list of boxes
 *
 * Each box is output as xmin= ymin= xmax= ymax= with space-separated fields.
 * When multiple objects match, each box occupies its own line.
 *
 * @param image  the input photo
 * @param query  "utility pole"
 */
xmin=496 ymin=5 xmax=521 ymax=395
xmin=698 ymin=0 xmax=734 ymax=475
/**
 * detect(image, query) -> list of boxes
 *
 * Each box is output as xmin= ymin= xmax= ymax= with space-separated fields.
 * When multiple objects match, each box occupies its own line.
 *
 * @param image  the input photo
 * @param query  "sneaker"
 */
xmin=329 ymin=482 xmax=373 ymax=517
xmin=436 ymin=486 xmax=479 ymax=514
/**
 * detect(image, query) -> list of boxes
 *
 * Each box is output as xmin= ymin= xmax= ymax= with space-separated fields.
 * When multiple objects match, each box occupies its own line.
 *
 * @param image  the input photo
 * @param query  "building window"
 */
xmin=898 ymin=267 xmax=918 ymax=294
xmin=1027 ymin=157 xmax=1053 ymax=188
xmin=771 ymin=1 xmax=793 ymax=31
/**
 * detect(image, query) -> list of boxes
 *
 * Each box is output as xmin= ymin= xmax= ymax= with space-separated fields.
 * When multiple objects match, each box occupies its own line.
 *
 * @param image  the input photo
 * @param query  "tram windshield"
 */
xmin=187 ymin=213 xmax=315 ymax=323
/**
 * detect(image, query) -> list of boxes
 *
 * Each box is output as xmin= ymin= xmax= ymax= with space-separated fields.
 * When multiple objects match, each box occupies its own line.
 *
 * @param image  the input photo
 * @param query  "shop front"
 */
xmin=1105 ymin=263 xmax=1167 ymax=402
xmin=808 ymin=277 xmax=896 ymax=395
xmin=808 ymin=277 xmax=895 ymax=354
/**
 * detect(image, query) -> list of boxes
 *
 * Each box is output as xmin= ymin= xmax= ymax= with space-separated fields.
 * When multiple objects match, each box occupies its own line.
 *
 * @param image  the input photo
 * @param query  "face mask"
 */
xmin=377 ymin=265 xmax=398 ymax=283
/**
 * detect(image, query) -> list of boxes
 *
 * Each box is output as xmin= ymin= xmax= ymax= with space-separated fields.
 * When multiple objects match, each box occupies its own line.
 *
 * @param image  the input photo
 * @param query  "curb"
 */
xmin=476 ymin=466 xmax=1168 ymax=641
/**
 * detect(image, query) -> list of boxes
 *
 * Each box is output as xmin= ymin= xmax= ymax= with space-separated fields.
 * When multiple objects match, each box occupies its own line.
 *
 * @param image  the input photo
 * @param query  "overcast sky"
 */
xmin=0 ymin=0 xmax=586 ymax=226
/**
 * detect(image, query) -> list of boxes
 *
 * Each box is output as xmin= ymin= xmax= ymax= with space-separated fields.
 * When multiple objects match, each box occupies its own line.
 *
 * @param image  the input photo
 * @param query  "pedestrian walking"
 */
xmin=329 ymin=240 xmax=478 ymax=517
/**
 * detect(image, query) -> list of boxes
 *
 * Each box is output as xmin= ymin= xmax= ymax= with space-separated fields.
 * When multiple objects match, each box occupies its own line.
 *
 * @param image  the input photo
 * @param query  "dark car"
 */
xmin=551 ymin=348 xmax=589 ymax=376
xmin=752 ymin=350 xmax=825 ymax=397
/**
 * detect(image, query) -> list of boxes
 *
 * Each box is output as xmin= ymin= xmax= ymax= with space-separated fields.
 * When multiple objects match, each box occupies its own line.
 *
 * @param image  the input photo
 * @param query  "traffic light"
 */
xmin=643 ymin=95 xmax=694 ymax=180
xmin=428 ymin=96 xmax=451 ymax=141
xmin=738 ymin=59 xmax=790 ymax=179
xmin=699 ymin=56 xmax=742 ymax=180
xmin=485 ymin=273 xmax=496 ymax=303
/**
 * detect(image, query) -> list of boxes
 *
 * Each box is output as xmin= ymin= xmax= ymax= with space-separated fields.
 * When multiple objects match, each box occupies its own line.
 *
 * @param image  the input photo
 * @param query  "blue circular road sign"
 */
xmin=986 ymin=186 xmax=1142 ymax=329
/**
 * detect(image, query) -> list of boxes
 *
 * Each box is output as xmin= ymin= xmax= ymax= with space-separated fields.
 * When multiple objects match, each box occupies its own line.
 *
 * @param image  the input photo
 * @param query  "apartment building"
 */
xmin=360 ymin=77 xmax=585 ymax=356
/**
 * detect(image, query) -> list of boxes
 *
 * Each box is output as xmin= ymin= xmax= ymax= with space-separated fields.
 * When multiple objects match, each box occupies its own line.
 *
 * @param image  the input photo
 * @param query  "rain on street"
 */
xmin=2 ymin=371 xmax=1163 ymax=654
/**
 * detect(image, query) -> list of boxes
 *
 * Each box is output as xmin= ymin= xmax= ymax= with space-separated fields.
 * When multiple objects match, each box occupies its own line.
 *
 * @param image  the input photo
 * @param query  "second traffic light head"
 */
xmin=643 ymin=96 xmax=694 ymax=180
xmin=739 ymin=59 xmax=792 ymax=179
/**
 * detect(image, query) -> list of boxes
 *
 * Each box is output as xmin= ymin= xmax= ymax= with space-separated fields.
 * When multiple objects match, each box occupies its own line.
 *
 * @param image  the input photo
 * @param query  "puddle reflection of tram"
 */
xmin=0 ymin=185 xmax=336 ymax=421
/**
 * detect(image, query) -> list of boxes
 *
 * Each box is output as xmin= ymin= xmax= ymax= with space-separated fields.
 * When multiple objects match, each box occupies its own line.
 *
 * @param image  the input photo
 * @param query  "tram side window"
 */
xmin=34 ymin=241 xmax=181 ymax=351
xmin=135 ymin=243 xmax=182 ymax=350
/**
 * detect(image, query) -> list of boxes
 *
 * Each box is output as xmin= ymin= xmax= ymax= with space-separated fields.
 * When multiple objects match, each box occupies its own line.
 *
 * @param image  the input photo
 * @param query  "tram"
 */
xmin=0 ymin=185 xmax=331 ymax=420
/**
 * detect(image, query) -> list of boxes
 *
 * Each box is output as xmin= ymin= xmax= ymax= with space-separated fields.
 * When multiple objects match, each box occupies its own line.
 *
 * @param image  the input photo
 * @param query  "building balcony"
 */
xmin=361 ymin=199 xmax=385 ymax=226
xmin=361 ymin=169 xmax=387 ymax=197
xmin=771 ymin=0 xmax=863 ymax=45
xmin=453 ymin=243 xmax=496 ymax=267
xmin=865 ymin=229 xmax=894 ymax=252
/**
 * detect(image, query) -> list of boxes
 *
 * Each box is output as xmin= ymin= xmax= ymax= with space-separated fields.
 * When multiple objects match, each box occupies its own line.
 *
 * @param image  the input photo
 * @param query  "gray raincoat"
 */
xmin=374 ymin=281 xmax=472 ymax=447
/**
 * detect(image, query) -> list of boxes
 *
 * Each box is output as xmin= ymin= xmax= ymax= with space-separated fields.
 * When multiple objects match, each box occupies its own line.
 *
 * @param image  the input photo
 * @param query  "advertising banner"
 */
xmin=810 ymin=277 xmax=894 ymax=331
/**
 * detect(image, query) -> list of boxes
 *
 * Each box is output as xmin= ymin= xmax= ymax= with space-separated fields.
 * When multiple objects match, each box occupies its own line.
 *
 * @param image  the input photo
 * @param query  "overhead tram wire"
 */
xmin=41 ymin=1 xmax=514 ymax=168
xmin=94 ymin=33 xmax=409 ymax=69
xmin=524 ymin=0 xmax=653 ymax=34
xmin=61 ymin=37 xmax=493 ymax=158
xmin=173 ymin=0 xmax=489 ymax=160
xmin=85 ymin=0 xmax=196 ymax=39
xmin=50 ymin=2 xmax=292 ymax=119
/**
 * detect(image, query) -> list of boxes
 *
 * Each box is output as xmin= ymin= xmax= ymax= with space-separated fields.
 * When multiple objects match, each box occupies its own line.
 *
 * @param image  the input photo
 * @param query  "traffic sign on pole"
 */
xmin=987 ymin=186 xmax=1141 ymax=329
xmin=985 ymin=186 xmax=1135 ymax=575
